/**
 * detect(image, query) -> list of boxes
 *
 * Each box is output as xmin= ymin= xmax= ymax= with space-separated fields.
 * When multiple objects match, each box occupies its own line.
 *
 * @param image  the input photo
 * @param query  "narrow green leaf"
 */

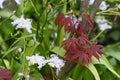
xmin=10 ymin=34 xmax=35 ymax=48
xmin=25 ymin=40 xmax=39 ymax=56
xmin=2 ymin=47 xmax=19 ymax=58
xmin=92 ymin=55 xmax=120 ymax=78
xmin=72 ymin=65 xmax=86 ymax=80
xmin=40 ymin=10 xmax=47 ymax=25
xmin=85 ymin=63 xmax=100 ymax=80
xmin=55 ymin=27 xmax=65 ymax=46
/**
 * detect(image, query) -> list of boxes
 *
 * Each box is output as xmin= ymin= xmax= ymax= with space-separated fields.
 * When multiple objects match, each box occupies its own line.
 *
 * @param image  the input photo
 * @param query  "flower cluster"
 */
xmin=26 ymin=54 xmax=65 ymax=72
xmin=26 ymin=54 xmax=46 ymax=69
xmin=11 ymin=15 xmax=32 ymax=33
xmin=46 ymin=54 xmax=65 ymax=75
xmin=55 ymin=13 xmax=104 ymax=65
xmin=96 ymin=16 xmax=112 ymax=31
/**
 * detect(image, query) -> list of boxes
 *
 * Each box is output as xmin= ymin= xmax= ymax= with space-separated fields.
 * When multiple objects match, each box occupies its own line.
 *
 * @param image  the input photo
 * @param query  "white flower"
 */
xmin=15 ymin=0 xmax=20 ymax=5
xmin=96 ymin=16 xmax=107 ymax=24
xmin=11 ymin=15 xmax=32 ymax=33
xmin=18 ymin=73 xmax=24 ymax=78
xmin=18 ymin=72 xmax=30 ymax=80
xmin=46 ymin=54 xmax=65 ymax=73
xmin=17 ymin=48 xmax=22 ymax=53
xmin=25 ymin=74 xmax=30 ymax=80
xmin=0 ymin=0 xmax=5 ymax=8
xmin=68 ymin=77 xmax=73 ymax=80
xmin=72 ymin=17 xmax=77 ymax=25
xmin=98 ymin=22 xmax=112 ymax=31
xmin=95 ymin=16 xmax=112 ymax=31
xmin=26 ymin=54 xmax=46 ymax=69
xmin=99 ymin=1 xmax=109 ymax=11
xmin=89 ymin=0 xmax=95 ymax=5
xmin=116 ymin=4 xmax=120 ymax=9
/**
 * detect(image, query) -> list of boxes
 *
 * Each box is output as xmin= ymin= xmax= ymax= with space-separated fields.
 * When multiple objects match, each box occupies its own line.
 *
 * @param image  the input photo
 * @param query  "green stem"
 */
xmin=50 ymin=68 xmax=55 ymax=80
xmin=91 ymin=30 xmax=104 ymax=41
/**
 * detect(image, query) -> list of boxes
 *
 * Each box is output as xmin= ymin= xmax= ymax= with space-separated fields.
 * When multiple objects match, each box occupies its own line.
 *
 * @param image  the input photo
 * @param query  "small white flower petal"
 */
xmin=0 ymin=0 xmax=5 ymax=8
xmin=18 ymin=73 xmax=24 ymax=77
xmin=95 ymin=16 xmax=112 ymax=31
xmin=98 ymin=23 xmax=112 ymax=31
xmin=26 ymin=54 xmax=46 ymax=69
xmin=99 ymin=1 xmax=109 ymax=11
xmin=89 ymin=0 xmax=95 ymax=5
xmin=116 ymin=4 xmax=120 ymax=9
xmin=47 ymin=54 xmax=65 ymax=72
xmin=17 ymin=48 xmax=22 ymax=52
xmin=15 ymin=0 xmax=20 ymax=5
xmin=96 ymin=16 xmax=107 ymax=24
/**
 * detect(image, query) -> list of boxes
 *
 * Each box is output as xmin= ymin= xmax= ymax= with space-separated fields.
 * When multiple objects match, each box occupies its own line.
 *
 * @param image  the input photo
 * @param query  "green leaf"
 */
xmin=30 ymin=72 xmax=44 ymax=80
xmin=92 ymin=55 xmax=120 ymax=78
xmin=10 ymin=34 xmax=35 ymax=48
xmin=85 ymin=63 xmax=100 ymax=80
xmin=25 ymin=40 xmax=39 ymax=56
xmin=0 ymin=34 xmax=7 ymax=51
xmin=3 ymin=59 xmax=10 ymax=69
xmin=71 ymin=65 xmax=86 ymax=80
xmin=2 ymin=47 xmax=19 ymax=58
xmin=0 ymin=10 xmax=17 ymax=20
xmin=50 ymin=46 xmax=65 ymax=57
xmin=103 ymin=42 xmax=120 ymax=61
xmin=40 ymin=10 xmax=47 ymax=25
xmin=55 ymin=27 xmax=65 ymax=46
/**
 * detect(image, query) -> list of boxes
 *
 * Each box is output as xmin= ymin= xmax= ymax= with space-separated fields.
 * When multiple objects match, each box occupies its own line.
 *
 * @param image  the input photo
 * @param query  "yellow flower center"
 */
xmin=49 ymin=63 xmax=54 ymax=67
xmin=31 ymin=60 xmax=36 ymax=65
xmin=61 ymin=63 xmax=65 ymax=67
xmin=19 ymin=24 xmax=24 ymax=29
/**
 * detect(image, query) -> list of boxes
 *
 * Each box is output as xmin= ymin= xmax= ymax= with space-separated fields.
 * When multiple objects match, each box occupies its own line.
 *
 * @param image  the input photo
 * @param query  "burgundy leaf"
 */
xmin=62 ymin=17 xmax=75 ymax=33
xmin=0 ymin=68 xmax=13 ymax=80
xmin=55 ymin=13 xmax=65 ymax=26
xmin=55 ymin=13 xmax=75 ymax=33
xmin=81 ymin=13 xmax=94 ymax=29
xmin=62 ymin=36 xmax=104 ymax=65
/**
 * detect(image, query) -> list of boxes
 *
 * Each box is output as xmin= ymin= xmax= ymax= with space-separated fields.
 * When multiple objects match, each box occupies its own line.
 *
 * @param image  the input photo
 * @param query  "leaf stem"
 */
xmin=91 ymin=30 xmax=104 ymax=41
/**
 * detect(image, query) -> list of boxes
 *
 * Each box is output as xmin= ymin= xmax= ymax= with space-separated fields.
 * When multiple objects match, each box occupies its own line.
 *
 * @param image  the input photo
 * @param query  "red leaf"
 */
xmin=62 ymin=36 xmax=104 ymax=65
xmin=0 ymin=68 xmax=13 ymax=80
xmin=55 ymin=13 xmax=75 ymax=33
xmin=55 ymin=13 xmax=65 ymax=26
xmin=62 ymin=17 xmax=74 ymax=32
xmin=81 ymin=13 xmax=94 ymax=29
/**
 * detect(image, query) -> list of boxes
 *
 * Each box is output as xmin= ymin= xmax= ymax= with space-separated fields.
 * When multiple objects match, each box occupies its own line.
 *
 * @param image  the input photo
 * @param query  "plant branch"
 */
xmin=80 ymin=0 xmax=89 ymax=31
xmin=90 ymin=0 xmax=102 ymax=19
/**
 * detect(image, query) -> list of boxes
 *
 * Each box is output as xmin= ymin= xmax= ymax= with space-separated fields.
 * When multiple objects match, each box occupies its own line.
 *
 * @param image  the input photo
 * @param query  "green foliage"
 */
xmin=0 ymin=0 xmax=120 ymax=80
